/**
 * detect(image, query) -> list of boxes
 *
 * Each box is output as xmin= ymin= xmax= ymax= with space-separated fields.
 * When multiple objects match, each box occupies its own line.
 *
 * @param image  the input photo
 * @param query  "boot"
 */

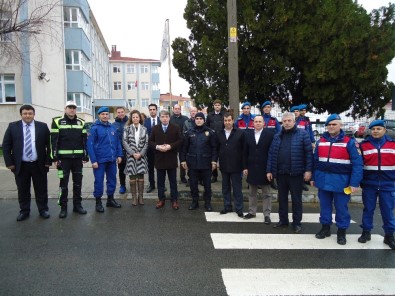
xmin=96 ymin=198 xmax=104 ymax=213
xmin=358 ymin=230 xmax=371 ymax=243
xmin=106 ymin=195 xmax=122 ymax=208
xmin=137 ymin=179 xmax=145 ymax=205
xmin=315 ymin=224 xmax=331 ymax=239
xmin=188 ymin=200 xmax=199 ymax=210
xmin=130 ymin=180 xmax=138 ymax=206
xmin=337 ymin=228 xmax=347 ymax=245
xmin=59 ymin=207 xmax=67 ymax=219
xmin=384 ymin=234 xmax=395 ymax=250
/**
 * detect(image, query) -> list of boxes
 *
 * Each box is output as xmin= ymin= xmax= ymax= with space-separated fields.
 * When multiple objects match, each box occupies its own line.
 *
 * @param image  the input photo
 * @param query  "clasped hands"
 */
xmin=156 ymin=144 xmax=171 ymax=152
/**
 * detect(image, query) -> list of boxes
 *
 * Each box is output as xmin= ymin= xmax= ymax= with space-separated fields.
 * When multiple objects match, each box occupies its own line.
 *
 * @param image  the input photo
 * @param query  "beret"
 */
xmin=97 ymin=106 xmax=110 ymax=114
xmin=369 ymin=119 xmax=385 ymax=129
xmin=325 ymin=114 xmax=342 ymax=126
xmin=241 ymin=102 xmax=251 ymax=109
xmin=261 ymin=100 xmax=271 ymax=108
xmin=290 ymin=106 xmax=300 ymax=112
xmin=299 ymin=104 xmax=307 ymax=110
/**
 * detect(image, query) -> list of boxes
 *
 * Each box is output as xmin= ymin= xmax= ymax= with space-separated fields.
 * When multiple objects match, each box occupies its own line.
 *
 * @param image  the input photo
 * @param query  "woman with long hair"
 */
xmin=122 ymin=110 xmax=149 ymax=206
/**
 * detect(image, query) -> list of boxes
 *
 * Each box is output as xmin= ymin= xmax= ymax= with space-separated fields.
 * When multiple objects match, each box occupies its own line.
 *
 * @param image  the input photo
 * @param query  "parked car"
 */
xmin=363 ymin=119 xmax=395 ymax=139
xmin=343 ymin=122 xmax=357 ymax=137
xmin=355 ymin=122 xmax=369 ymax=138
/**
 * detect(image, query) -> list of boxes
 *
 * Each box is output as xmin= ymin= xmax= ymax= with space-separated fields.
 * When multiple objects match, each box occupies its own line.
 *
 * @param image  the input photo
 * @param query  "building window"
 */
xmin=65 ymin=50 xmax=91 ymax=74
xmin=152 ymin=82 xmax=159 ymax=91
xmin=63 ymin=7 xmax=89 ymax=37
xmin=127 ymin=81 xmax=137 ymax=90
xmin=0 ymin=74 xmax=16 ymax=103
xmin=128 ymin=99 xmax=136 ymax=108
xmin=113 ymin=65 xmax=121 ymax=73
xmin=141 ymin=82 xmax=149 ymax=90
xmin=67 ymin=93 xmax=91 ymax=113
xmin=140 ymin=65 xmax=148 ymax=73
xmin=152 ymin=66 xmax=159 ymax=73
xmin=126 ymin=64 xmax=135 ymax=74
xmin=141 ymin=99 xmax=149 ymax=107
xmin=0 ymin=11 xmax=12 ymax=42
xmin=114 ymin=82 xmax=122 ymax=90
xmin=184 ymin=101 xmax=190 ymax=108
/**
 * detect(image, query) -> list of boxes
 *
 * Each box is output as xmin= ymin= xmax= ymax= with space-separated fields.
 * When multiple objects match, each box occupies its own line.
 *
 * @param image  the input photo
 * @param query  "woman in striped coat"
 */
xmin=122 ymin=110 xmax=149 ymax=206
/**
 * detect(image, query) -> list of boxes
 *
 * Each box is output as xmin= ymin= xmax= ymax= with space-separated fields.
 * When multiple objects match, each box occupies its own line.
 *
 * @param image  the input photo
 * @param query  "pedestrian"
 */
xmin=243 ymin=115 xmax=275 ymax=223
xmin=206 ymin=99 xmax=225 ymax=183
xmin=358 ymin=119 xmax=395 ymax=250
xmin=149 ymin=110 xmax=183 ymax=210
xmin=50 ymin=100 xmax=89 ymax=218
xmin=170 ymin=104 xmax=188 ymax=184
xmin=143 ymin=103 xmax=160 ymax=193
xmin=217 ymin=112 xmax=245 ymax=217
xmin=290 ymin=105 xmax=300 ymax=120
xmin=122 ymin=110 xmax=149 ymax=206
xmin=312 ymin=114 xmax=363 ymax=245
xmin=296 ymin=104 xmax=315 ymax=145
xmin=183 ymin=106 xmax=197 ymax=133
xmin=3 ymin=104 xmax=52 ymax=221
xmin=235 ymin=102 xmax=255 ymax=130
xmin=261 ymin=100 xmax=281 ymax=134
xmin=267 ymin=112 xmax=313 ymax=233
xmin=87 ymin=107 xmax=123 ymax=212
xmin=112 ymin=106 xmax=129 ymax=194
xmin=181 ymin=112 xmax=218 ymax=211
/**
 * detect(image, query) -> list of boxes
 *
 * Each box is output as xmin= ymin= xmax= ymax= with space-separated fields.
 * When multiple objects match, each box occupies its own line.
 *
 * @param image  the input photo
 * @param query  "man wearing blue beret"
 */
xmin=261 ymin=100 xmax=281 ymax=134
xmin=296 ymin=104 xmax=315 ymax=144
xmin=312 ymin=114 xmax=363 ymax=245
xmin=358 ymin=119 xmax=395 ymax=250
xmin=235 ymin=102 xmax=255 ymax=130
xmin=87 ymin=107 xmax=124 ymax=212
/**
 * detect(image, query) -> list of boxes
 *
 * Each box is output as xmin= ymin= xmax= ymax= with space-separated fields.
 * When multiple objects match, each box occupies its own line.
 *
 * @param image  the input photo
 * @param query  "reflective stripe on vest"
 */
xmin=297 ymin=120 xmax=307 ymax=130
xmin=237 ymin=118 xmax=254 ymax=129
xmin=361 ymin=141 xmax=395 ymax=171
xmin=58 ymin=150 xmax=84 ymax=154
xmin=58 ymin=125 xmax=84 ymax=129
xmin=318 ymin=137 xmax=351 ymax=164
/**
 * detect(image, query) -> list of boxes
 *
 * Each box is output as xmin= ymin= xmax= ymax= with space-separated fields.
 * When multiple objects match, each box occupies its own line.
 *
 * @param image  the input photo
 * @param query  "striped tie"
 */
xmin=25 ymin=124 xmax=32 ymax=159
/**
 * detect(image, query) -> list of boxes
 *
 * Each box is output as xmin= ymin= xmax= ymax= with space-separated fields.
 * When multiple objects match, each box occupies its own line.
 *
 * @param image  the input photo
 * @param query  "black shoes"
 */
xmin=236 ymin=212 xmax=244 ymax=218
xmin=204 ymin=203 xmax=213 ymax=212
xmin=146 ymin=186 xmax=155 ymax=193
xmin=16 ymin=213 xmax=29 ymax=221
xmin=39 ymin=211 xmax=50 ymax=219
xmin=264 ymin=216 xmax=271 ymax=224
xmin=273 ymin=221 xmax=289 ymax=228
xmin=73 ymin=205 xmax=87 ymax=214
xmin=106 ymin=198 xmax=121 ymax=208
xmin=384 ymin=235 xmax=395 ymax=250
xmin=188 ymin=201 xmax=199 ymax=210
xmin=244 ymin=213 xmax=256 ymax=219
xmin=337 ymin=228 xmax=347 ymax=245
xmin=211 ymin=177 xmax=217 ymax=183
xmin=358 ymin=231 xmax=371 ymax=243
xmin=315 ymin=225 xmax=331 ymax=239
xmin=59 ymin=209 xmax=67 ymax=219
xmin=96 ymin=199 xmax=104 ymax=213
xmin=220 ymin=208 xmax=233 ymax=214
xmin=293 ymin=225 xmax=302 ymax=233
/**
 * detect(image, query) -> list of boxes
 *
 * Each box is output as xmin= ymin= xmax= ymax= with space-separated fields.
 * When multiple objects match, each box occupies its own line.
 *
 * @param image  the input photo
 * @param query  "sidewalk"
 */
xmin=0 ymin=159 xmax=363 ymax=203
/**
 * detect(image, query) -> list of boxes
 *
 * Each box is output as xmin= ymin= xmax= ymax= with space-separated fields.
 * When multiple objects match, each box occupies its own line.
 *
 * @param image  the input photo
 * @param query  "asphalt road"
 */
xmin=1 ymin=199 xmax=394 ymax=296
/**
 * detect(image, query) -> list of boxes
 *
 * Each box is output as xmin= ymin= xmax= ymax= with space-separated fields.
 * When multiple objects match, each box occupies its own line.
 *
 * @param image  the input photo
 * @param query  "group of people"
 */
xmin=2 ymin=100 xmax=395 ymax=250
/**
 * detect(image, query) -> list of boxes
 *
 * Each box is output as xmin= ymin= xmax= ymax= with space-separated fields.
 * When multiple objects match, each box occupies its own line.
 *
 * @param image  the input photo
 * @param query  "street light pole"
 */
xmin=227 ymin=0 xmax=239 ymax=115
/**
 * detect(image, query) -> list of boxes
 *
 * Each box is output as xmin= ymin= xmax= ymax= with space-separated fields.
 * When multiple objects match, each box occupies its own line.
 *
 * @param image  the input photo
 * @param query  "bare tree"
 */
xmin=0 ymin=0 xmax=61 ymax=69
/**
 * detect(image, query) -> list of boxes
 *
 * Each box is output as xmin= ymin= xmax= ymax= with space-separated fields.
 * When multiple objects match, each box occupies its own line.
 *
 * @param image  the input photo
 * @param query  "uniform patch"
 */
xmin=205 ymin=131 xmax=209 ymax=136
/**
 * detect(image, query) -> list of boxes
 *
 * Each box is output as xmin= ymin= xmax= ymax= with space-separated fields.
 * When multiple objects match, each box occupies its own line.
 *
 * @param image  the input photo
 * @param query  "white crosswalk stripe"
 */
xmin=205 ymin=212 xmax=356 ymax=223
xmin=222 ymin=268 xmax=395 ymax=296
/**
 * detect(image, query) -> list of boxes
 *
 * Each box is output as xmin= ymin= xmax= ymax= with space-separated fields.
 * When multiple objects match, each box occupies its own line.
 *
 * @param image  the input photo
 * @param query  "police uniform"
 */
xmin=50 ymin=104 xmax=88 ymax=217
xmin=236 ymin=102 xmax=255 ymax=130
xmin=261 ymin=101 xmax=281 ymax=134
xmin=359 ymin=119 xmax=395 ymax=249
xmin=296 ymin=104 xmax=315 ymax=143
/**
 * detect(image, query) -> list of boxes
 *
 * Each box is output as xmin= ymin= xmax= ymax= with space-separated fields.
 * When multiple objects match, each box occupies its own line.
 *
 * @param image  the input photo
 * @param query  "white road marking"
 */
xmin=222 ymin=268 xmax=395 ymax=296
xmin=211 ymin=233 xmax=387 ymax=249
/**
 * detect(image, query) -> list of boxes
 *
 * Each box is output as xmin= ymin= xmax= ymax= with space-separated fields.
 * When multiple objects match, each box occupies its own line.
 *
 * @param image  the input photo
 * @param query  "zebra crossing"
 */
xmin=205 ymin=211 xmax=395 ymax=296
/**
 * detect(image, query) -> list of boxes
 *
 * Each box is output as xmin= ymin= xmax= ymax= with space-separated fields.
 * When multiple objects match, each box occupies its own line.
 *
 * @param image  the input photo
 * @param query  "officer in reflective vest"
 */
xmin=50 ymin=101 xmax=89 ymax=218
xmin=358 ymin=119 xmax=395 ymax=250
xmin=235 ymin=102 xmax=255 ymax=130
xmin=261 ymin=100 xmax=281 ymax=134
xmin=296 ymin=104 xmax=315 ymax=144
xmin=311 ymin=114 xmax=363 ymax=245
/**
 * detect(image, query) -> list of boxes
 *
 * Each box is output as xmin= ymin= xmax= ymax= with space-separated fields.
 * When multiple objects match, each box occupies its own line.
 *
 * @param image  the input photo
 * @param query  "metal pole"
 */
xmin=167 ymin=19 xmax=173 ymax=114
xmin=227 ymin=0 xmax=239 ymax=115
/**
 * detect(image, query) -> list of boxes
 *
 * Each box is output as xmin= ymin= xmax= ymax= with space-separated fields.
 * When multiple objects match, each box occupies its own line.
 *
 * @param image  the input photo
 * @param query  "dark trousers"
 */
xmin=57 ymin=158 xmax=83 ymax=208
xmin=277 ymin=174 xmax=304 ymax=226
xmin=189 ymin=169 xmax=212 ymax=203
xmin=117 ymin=155 xmax=126 ymax=186
xmin=157 ymin=168 xmax=178 ymax=201
xmin=15 ymin=162 xmax=48 ymax=214
xmin=147 ymin=148 xmax=155 ymax=187
xmin=212 ymin=168 xmax=218 ymax=178
xmin=221 ymin=171 xmax=243 ymax=213
xmin=178 ymin=153 xmax=186 ymax=180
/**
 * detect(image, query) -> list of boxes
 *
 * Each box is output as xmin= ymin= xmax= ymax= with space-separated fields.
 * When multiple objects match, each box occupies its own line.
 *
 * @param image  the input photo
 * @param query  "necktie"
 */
xmin=163 ymin=126 xmax=167 ymax=133
xmin=25 ymin=124 xmax=32 ymax=159
xmin=152 ymin=118 xmax=155 ymax=127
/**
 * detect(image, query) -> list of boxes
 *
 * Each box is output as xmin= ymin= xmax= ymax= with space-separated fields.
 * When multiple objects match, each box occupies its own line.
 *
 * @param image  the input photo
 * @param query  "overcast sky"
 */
xmin=89 ymin=0 xmax=394 ymax=98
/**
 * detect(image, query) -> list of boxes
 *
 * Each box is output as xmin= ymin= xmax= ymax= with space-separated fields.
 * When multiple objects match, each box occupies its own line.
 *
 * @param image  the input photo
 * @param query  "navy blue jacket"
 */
xmin=113 ymin=116 xmax=128 ymax=141
xmin=267 ymin=126 xmax=313 ymax=177
xmin=181 ymin=125 xmax=217 ymax=170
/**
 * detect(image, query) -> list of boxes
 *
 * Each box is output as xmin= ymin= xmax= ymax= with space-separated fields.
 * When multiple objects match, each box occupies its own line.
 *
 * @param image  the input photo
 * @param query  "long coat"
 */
xmin=122 ymin=124 xmax=148 ymax=176
xmin=149 ymin=123 xmax=182 ymax=169
xmin=243 ymin=129 xmax=274 ymax=185
xmin=216 ymin=128 xmax=244 ymax=173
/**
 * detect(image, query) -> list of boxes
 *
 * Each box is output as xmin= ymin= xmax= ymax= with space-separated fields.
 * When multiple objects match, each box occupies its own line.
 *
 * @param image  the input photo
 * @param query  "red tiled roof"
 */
xmin=160 ymin=93 xmax=191 ymax=101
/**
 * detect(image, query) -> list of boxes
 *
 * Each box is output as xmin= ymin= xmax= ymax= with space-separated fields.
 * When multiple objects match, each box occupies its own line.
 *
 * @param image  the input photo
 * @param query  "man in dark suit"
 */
xmin=243 ymin=115 xmax=275 ymax=223
xmin=3 ymin=105 xmax=52 ymax=221
xmin=143 ymin=103 xmax=160 ymax=193
xmin=216 ymin=112 xmax=244 ymax=217
xmin=149 ymin=110 xmax=183 ymax=210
